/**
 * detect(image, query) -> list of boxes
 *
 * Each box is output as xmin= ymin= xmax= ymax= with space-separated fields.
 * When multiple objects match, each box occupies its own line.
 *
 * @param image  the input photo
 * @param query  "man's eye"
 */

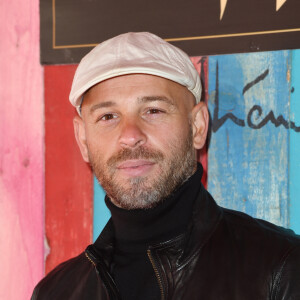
xmin=100 ymin=114 xmax=116 ymax=121
xmin=147 ymin=108 xmax=163 ymax=114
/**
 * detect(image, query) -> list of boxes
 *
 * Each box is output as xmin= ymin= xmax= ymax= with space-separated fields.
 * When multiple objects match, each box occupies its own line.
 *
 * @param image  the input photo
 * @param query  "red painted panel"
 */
xmin=45 ymin=65 xmax=93 ymax=274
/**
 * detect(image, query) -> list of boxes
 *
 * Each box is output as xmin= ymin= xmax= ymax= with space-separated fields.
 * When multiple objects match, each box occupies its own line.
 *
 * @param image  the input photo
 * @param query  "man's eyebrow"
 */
xmin=89 ymin=96 xmax=174 ymax=113
xmin=90 ymin=101 xmax=116 ymax=113
xmin=138 ymin=96 xmax=175 ymax=106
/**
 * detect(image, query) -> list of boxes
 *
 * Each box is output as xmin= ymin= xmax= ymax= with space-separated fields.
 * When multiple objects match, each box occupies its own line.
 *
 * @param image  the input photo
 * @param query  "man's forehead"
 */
xmin=83 ymin=74 xmax=195 ymax=108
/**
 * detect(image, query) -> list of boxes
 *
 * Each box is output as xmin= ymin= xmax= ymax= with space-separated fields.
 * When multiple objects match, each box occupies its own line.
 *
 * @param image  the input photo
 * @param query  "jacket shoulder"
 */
xmin=222 ymin=207 xmax=300 ymax=243
xmin=219 ymin=208 xmax=300 ymax=297
xmin=31 ymin=252 xmax=96 ymax=299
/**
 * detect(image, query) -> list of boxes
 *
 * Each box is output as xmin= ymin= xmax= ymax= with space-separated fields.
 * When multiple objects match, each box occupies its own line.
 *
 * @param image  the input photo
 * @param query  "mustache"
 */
xmin=107 ymin=146 xmax=164 ymax=167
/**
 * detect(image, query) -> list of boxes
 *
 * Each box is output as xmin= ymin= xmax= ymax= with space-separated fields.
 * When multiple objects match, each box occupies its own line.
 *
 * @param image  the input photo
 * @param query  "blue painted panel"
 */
xmin=289 ymin=50 xmax=300 ymax=234
xmin=208 ymin=51 xmax=290 ymax=227
xmin=93 ymin=176 xmax=111 ymax=242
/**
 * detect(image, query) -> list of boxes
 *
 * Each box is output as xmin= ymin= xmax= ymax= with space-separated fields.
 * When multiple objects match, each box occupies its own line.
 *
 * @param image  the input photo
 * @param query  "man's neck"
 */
xmin=105 ymin=163 xmax=203 ymax=251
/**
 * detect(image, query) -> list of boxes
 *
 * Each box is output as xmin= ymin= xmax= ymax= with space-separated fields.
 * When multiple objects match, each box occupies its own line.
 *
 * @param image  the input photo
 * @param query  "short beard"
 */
xmin=89 ymin=126 xmax=196 ymax=210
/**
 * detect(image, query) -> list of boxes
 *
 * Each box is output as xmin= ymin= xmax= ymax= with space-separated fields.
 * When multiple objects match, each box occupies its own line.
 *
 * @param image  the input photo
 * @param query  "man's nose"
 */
xmin=118 ymin=118 xmax=146 ymax=148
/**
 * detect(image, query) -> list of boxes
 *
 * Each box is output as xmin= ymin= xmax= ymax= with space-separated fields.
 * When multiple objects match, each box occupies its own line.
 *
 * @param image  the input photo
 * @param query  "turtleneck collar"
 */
xmin=105 ymin=163 xmax=203 ymax=252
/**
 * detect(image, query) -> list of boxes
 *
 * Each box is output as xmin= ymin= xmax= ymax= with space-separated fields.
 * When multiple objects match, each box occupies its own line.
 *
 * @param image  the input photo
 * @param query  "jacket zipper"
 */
xmin=85 ymin=251 xmax=96 ymax=266
xmin=85 ymin=249 xmax=121 ymax=300
xmin=147 ymin=249 xmax=165 ymax=300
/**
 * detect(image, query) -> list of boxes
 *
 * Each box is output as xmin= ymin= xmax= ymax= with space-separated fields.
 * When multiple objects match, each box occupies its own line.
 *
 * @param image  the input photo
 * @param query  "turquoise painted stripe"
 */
xmin=289 ymin=50 xmax=300 ymax=234
xmin=208 ymin=51 xmax=290 ymax=227
xmin=93 ymin=176 xmax=111 ymax=242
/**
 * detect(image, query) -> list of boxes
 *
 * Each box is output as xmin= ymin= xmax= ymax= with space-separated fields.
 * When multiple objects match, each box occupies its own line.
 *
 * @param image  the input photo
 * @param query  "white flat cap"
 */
xmin=69 ymin=32 xmax=202 ymax=113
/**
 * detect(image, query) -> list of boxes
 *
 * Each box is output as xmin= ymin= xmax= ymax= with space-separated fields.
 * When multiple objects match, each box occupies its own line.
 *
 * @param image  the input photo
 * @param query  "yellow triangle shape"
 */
xmin=276 ymin=0 xmax=287 ymax=11
xmin=220 ymin=0 xmax=228 ymax=20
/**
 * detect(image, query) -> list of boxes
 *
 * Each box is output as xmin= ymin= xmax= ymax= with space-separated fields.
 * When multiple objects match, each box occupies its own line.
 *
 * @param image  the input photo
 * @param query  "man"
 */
xmin=32 ymin=32 xmax=300 ymax=299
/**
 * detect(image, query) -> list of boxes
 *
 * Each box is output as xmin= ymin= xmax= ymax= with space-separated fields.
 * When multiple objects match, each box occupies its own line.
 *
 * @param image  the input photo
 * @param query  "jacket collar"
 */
xmin=149 ymin=185 xmax=223 ymax=268
xmin=88 ymin=183 xmax=222 ymax=269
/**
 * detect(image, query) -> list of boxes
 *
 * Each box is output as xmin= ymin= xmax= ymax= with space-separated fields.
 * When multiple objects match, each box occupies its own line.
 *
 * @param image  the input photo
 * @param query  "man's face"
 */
xmin=74 ymin=74 xmax=207 ymax=209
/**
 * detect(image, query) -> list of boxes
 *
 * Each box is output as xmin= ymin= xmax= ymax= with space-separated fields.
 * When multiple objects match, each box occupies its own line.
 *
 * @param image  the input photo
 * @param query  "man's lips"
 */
xmin=117 ymin=160 xmax=155 ymax=169
xmin=116 ymin=160 xmax=155 ymax=176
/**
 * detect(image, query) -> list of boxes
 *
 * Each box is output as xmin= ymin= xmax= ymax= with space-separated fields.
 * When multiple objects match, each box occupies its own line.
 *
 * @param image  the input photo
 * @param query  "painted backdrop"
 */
xmin=1 ymin=1 xmax=300 ymax=297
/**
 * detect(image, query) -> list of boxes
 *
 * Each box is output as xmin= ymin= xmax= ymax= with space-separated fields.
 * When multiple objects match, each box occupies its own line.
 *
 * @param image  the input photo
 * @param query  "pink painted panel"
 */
xmin=0 ymin=0 xmax=44 ymax=299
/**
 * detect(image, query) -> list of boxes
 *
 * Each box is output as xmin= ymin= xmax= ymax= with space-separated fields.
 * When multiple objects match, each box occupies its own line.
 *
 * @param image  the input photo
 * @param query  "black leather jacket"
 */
xmin=32 ymin=184 xmax=300 ymax=299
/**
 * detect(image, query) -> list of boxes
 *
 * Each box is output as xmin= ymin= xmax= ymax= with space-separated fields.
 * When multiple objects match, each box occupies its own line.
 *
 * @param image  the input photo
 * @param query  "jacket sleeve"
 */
xmin=272 ymin=245 xmax=300 ymax=300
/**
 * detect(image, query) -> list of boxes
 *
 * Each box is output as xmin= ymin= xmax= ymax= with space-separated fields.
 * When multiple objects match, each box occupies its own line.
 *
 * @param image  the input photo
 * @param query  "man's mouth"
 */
xmin=117 ymin=160 xmax=155 ymax=176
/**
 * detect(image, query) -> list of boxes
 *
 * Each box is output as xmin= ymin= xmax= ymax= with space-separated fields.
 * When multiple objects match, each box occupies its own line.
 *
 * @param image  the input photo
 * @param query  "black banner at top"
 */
xmin=40 ymin=0 xmax=300 ymax=64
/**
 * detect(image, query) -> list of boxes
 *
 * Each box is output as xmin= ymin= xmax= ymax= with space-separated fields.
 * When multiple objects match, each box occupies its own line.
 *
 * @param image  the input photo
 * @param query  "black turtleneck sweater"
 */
xmin=105 ymin=164 xmax=203 ymax=300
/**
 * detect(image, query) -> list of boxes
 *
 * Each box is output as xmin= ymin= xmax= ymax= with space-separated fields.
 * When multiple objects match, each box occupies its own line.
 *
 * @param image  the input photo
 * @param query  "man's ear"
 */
xmin=191 ymin=102 xmax=209 ymax=150
xmin=73 ymin=116 xmax=90 ymax=163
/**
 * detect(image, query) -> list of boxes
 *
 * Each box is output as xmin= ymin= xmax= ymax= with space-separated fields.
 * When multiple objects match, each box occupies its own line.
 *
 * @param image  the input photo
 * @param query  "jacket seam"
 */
xmin=272 ymin=245 xmax=299 ymax=300
xmin=176 ymin=211 xmax=223 ymax=271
